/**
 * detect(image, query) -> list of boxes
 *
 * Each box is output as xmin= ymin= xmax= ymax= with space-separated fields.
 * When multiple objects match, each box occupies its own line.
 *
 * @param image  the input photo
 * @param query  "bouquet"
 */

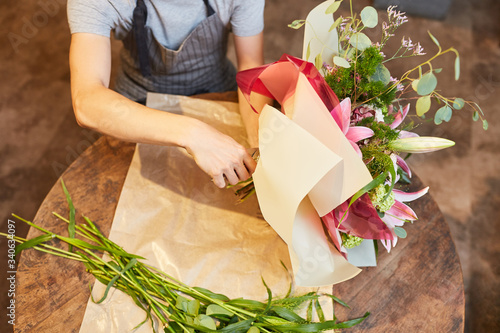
xmin=235 ymin=0 xmax=486 ymax=284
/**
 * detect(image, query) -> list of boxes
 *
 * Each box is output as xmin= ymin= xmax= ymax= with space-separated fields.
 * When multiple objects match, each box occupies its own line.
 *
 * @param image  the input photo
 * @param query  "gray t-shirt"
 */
xmin=67 ymin=0 xmax=264 ymax=50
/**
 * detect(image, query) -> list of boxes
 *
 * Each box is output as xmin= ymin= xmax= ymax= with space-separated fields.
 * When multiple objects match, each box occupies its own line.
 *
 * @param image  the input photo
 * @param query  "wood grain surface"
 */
xmin=13 ymin=91 xmax=464 ymax=332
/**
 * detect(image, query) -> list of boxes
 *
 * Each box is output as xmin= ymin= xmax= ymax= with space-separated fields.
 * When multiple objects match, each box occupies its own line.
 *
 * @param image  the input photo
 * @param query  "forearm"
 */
xmin=71 ymin=84 xmax=202 ymax=149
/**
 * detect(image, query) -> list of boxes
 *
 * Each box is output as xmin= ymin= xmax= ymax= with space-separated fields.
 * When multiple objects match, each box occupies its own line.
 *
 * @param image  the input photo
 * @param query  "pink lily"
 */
xmin=322 ymin=194 xmax=394 ymax=258
xmin=390 ymin=104 xmax=419 ymax=139
xmin=380 ymin=187 xmax=429 ymax=252
xmin=330 ymin=98 xmax=374 ymax=157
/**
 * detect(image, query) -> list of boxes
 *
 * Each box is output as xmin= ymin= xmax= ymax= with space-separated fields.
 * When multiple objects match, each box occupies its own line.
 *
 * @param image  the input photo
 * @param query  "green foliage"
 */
xmin=357 ymin=118 xmax=400 ymax=177
xmin=324 ymin=46 xmax=396 ymax=108
xmin=361 ymin=145 xmax=393 ymax=177
xmin=4 ymin=181 xmax=370 ymax=333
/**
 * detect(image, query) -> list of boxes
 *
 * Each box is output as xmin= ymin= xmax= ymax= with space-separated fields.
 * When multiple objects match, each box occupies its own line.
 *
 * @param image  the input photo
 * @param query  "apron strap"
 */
xmin=203 ymin=0 xmax=215 ymax=16
xmin=133 ymin=0 xmax=151 ymax=77
xmin=132 ymin=0 xmax=215 ymax=78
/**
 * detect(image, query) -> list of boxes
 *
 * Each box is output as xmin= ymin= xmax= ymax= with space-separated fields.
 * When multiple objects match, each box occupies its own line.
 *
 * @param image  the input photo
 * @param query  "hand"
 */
xmin=184 ymin=121 xmax=257 ymax=188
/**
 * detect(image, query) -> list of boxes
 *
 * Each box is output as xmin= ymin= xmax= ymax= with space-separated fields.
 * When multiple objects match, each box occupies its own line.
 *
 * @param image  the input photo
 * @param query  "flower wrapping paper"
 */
xmin=78 ymin=94 xmax=334 ymax=333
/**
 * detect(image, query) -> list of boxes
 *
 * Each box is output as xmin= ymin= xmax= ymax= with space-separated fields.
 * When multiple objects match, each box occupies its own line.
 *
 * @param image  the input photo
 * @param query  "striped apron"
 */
xmin=115 ymin=0 xmax=238 ymax=102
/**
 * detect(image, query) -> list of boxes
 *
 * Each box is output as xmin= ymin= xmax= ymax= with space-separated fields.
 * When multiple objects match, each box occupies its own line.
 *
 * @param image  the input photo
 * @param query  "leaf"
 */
xmin=339 ymin=172 xmax=388 ymax=224
xmin=206 ymin=304 xmax=233 ymax=317
xmin=246 ymin=327 xmax=260 ymax=333
xmin=416 ymin=72 xmax=438 ymax=96
xmin=325 ymin=1 xmax=341 ymax=14
xmin=92 ymin=258 xmax=137 ymax=304
xmin=428 ymin=31 xmax=441 ymax=50
xmin=333 ymin=56 xmax=350 ymax=68
xmin=306 ymin=42 xmax=311 ymax=61
xmin=411 ymin=79 xmax=419 ymax=92
xmin=261 ymin=277 xmax=273 ymax=312
xmin=219 ymin=319 xmax=254 ymax=332
xmin=349 ymin=32 xmax=372 ymax=51
xmin=434 ymin=105 xmax=452 ymax=125
xmin=361 ymin=6 xmax=378 ymax=28
xmin=434 ymin=68 xmax=442 ymax=73
xmin=453 ymin=98 xmax=465 ymax=110
xmin=272 ymin=306 xmax=305 ymax=322
xmin=329 ymin=16 xmax=343 ymax=32
xmin=226 ymin=298 xmax=266 ymax=311
xmin=61 ymin=179 xmax=76 ymax=252
xmin=472 ymin=111 xmax=479 ymax=121
xmin=416 ymin=95 xmax=431 ymax=116
xmin=369 ymin=63 xmax=390 ymax=85
xmin=314 ymin=299 xmax=325 ymax=322
xmin=324 ymin=294 xmax=350 ymax=308
xmin=15 ymin=234 xmax=53 ymax=257
xmin=483 ymin=119 xmax=489 ymax=130
xmin=58 ymin=236 xmax=144 ymax=259
xmin=187 ymin=299 xmax=200 ymax=316
xmin=288 ymin=19 xmax=305 ymax=29
xmin=193 ymin=287 xmax=230 ymax=302
xmin=194 ymin=314 xmax=216 ymax=330
xmin=394 ymin=227 xmax=407 ymax=239
xmin=306 ymin=301 xmax=313 ymax=322
xmin=454 ymin=54 xmax=460 ymax=80
xmin=332 ymin=312 xmax=371 ymax=329
xmin=314 ymin=53 xmax=323 ymax=70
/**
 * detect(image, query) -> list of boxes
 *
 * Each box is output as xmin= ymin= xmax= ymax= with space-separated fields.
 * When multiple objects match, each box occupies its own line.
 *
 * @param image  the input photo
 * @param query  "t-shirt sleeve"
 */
xmin=67 ymin=0 xmax=125 ymax=37
xmin=230 ymin=0 xmax=264 ymax=37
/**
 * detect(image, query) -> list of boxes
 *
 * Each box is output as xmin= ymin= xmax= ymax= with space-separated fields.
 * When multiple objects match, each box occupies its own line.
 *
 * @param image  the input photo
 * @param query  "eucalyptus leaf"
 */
xmin=428 ymin=31 xmax=441 ymax=50
xmin=333 ymin=56 xmax=350 ymax=68
xmin=453 ymin=98 xmax=465 ymax=110
xmin=394 ymin=227 xmax=407 ymax=238
xmin=329 ymin=16 xmax=343 ymax=32
xmin=411 ymin=79 xmax=419 ymax=92
xmin=483 ymin=119 xmax=489 ymax=130
xmin=315 ymin=53 xmax=323 ymax=70
xmin=349 ymin=33 xmax=372 ymax=51
xmin=417 ymin=72 xmax=438 ymax=96
xmin=349 ymin=32 xmax=372 ymax=51
xmin=288 ymin=20 xmax=305 ymax=29
xmin=472 ymin=111 xmax=479 ymax=121
xmin=325 ymin=1 xmax=341 ymax=14
xmin=247 ymin=327 xmax=260 ymax=333
xmin=454 ymin=55 xmax=460 ymax=80
xmin=360 ymin=6 xmax=378 ymax=28
xmin=369 ymin=63 xmax=390 ymax=85
xmin=434 ymin=105 xmax=452 ymax=124
xmin=434 ymin=68 xmax=442 ymax=73
xmin=416 ymin=95 xmax=431 ymax=116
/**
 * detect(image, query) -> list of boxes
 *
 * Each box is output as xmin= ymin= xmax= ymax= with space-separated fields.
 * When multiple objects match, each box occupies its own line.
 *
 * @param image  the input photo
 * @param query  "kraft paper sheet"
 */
xmin=78 ymin=95 xmax=335 ymax=333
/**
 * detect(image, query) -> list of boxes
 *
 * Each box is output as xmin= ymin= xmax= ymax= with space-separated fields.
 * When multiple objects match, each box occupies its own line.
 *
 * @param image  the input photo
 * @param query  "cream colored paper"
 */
xmin=78 ymin=95 xmax=334 ymax=333
xmin=302 ymin=0 xmax=339 ymax=67
xmin=253 ymin=103 xmax=362 ymax=287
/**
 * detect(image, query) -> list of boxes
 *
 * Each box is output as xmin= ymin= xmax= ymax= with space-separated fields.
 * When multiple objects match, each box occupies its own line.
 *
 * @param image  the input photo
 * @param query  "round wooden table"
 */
xmin=14 ymin=92 xmax=465 ymax=332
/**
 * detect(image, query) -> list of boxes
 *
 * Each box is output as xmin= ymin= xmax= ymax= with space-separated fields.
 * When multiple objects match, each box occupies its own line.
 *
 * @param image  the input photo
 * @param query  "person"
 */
xmin=67 ymin=0 xmax=267 ymax=188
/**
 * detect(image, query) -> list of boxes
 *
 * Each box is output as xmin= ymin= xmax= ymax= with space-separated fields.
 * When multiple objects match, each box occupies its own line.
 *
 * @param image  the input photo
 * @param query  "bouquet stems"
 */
xmin=5 ymin=181 xmax=369 ymax=332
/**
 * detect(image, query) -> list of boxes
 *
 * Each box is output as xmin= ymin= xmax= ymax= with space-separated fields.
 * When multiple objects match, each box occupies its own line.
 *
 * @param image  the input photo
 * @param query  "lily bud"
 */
xmin=389 ymin=137 xmax=455 ymax=153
